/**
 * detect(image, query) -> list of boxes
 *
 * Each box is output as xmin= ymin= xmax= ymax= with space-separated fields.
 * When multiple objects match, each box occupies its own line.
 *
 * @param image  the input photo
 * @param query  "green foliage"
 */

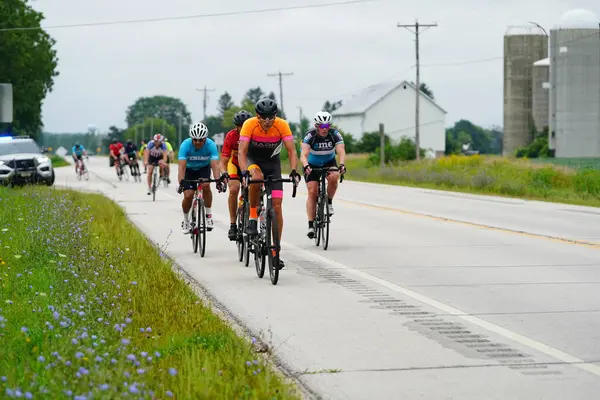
xmin=322 ymin=100 xmax=343 ymax=113
xmin=368 ymin=136 xmax=426 ymax=165
xmin=354 ymin=132 xmax=391 ymax=153
xmin=445 ymin=120 xmax=503 ymax=155
xmin=217 ymin=92 xmax=234 ymax=116
xmin=0 ymin=0 xmax=59 ymax=138
xmin=515 ymin=128 xmax=550 ymax=158
xmin=125 ymin=96 xmax=192 ymax=130
xmin=39 ymin=132 xmax=103 ymax=154
xmin=123 ymin=118 xmax=177 ymax=147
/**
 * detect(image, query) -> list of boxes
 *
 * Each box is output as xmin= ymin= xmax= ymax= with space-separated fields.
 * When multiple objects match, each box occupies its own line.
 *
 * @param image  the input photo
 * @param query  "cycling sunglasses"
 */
xmin=318 ymin=123 xmax=330 ymax=129
xmin=258 ymin=113 xmax=276 ymax=121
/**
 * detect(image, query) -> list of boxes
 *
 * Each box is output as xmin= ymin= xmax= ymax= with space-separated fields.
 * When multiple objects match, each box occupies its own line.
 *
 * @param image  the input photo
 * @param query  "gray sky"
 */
xmin=32 ymin=0 xmax=599 ymax=134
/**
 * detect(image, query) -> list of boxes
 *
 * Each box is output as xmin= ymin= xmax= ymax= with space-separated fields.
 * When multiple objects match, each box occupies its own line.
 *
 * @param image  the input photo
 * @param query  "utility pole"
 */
xmin=267 ymin=71 xmax=293 ymax=115
xmin=397 ymin=20 xmax=437 ymax=160
xmin=196 ymin=86 xmax=215 ymax=122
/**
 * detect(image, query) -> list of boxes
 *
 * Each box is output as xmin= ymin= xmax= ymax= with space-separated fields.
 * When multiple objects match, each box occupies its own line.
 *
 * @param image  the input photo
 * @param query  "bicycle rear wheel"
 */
xmin=322 ymin=195 xmax=331 ymax=250
xmin=266 ymin=208 xmax=281 ymax=285
xmin=191 ymin=200 xmax=198 ymax=253
xmin=198 ymin=199 xmax=207 ymax=257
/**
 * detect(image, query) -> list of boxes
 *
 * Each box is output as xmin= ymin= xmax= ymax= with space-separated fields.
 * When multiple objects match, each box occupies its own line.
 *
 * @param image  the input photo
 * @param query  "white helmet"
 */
xmin=189 ymin=122 xmax=209 ymax=139
xmin=314 ymin=111 xmax=332 ymax=125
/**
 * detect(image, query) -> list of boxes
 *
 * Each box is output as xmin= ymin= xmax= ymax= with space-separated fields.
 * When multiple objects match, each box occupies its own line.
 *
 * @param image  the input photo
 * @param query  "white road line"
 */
xmin=281 ymin=239 xmax=600 ymax=377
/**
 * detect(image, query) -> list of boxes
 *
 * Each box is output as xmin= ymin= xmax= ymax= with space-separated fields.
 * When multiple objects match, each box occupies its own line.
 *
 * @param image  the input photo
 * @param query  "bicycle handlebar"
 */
xmin=306 ymin=166 xmax=345 ymax=183
xmin=229 ymin=176 xmax=298 ymax=198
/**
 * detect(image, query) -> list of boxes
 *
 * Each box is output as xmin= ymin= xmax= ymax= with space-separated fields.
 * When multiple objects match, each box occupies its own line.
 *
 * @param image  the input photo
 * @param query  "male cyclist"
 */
xmin=124 ymin=139 xmax=139 ymax=175
xmin=72 ymin=142 xmax=88 ymax=173
xmin=164 ymin=137 xmax=174 ymax=184
xmin=300 ymin=111 xmax=347 ymax=239
xmin=177 ymin=122 xmax=224 ymax=233
xmin=144 ymin=134 xmax=168 ymax=195
xmin=109 ymin=138 xmax=124 ymax=175
xmin=238 ymin=98 xmax=301 ymax=270
xmin=220 ymin=109 xmax=253 ymax=240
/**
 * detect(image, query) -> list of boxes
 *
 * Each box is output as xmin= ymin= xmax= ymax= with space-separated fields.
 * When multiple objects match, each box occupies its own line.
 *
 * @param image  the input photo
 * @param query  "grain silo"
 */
xmin=503 ymin=25 xmax=548 ymax=156
xmin=532 ymin=57 xmax=550 ymax=134
xmin=549 ymin=9 xmax=600 ymax=158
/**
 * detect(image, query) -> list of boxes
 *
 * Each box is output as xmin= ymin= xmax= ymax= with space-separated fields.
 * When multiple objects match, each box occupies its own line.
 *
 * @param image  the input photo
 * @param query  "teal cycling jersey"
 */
xmin=178 ymin=137 xmax=219 ymax=169
xmin=72 ymin=145 xmax=86 ymax=156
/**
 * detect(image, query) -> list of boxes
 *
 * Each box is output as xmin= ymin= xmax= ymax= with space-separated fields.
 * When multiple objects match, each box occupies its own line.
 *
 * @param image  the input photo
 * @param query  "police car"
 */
xmin=0 ymin=135 xmax=55 ymax=186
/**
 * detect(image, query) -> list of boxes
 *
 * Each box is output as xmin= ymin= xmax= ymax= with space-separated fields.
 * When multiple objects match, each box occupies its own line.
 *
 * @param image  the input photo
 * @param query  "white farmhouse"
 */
xmin=331 ymin=80 xmax=447 ymax=157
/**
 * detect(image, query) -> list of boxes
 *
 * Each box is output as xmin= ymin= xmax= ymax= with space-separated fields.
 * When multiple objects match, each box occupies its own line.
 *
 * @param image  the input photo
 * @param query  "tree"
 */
xmin=0 ymin=0 xmax=59 ymax=138
xmin=217 ymin=92 xmax=234 ymax=116
xmin=123 ymin=118 xmax=176 ymax=146
xmin=419 ymin=83 xmax=434 ymax=99
xmin=244 ymin=87 xmax=265 ymax=104
xmin=125 ymin=96 xmax=192 ymax=129
xmin=322 ymin=100 xmax=343 ymax=113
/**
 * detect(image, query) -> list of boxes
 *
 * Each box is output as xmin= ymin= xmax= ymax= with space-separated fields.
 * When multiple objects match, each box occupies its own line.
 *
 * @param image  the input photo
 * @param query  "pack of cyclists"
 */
xmin=98 ymin=98 xmax=347 ymax=263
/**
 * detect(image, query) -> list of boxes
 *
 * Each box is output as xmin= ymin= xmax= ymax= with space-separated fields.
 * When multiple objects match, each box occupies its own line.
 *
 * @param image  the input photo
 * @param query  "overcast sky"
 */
xmin=31 ymin=0 xmax=599 ymax=133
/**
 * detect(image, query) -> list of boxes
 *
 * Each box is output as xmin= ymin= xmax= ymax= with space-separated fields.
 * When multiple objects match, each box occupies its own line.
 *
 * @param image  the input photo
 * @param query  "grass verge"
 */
xmin=342 ymin=154 xmax=600 ymax=207
xmin=0 ymin=187 xmax=301 ymax=399
xmin=50 ymin=155 xmax=70 ymax=168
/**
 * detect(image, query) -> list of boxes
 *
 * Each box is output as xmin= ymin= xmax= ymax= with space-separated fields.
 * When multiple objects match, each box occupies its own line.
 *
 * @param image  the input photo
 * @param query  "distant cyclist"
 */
xmin=144 ymin=133 xmax=168 ymax=195
xmin=109 ymin=138 xmax=124 ymax=176
xmin=238 ymin=98 xmax=301 ymax=270
xmin=72 ymin=142 xmax=88 ymax=173
xmin=164 ymin=137 xmax=174 ymax=184
xmin=220 ymin=109 xmax=253 ymax=240
xmin=123 ymin=139 xmax=139 ymax=175
xmin=139 ymin=140 xmax=148 ymax=173
xmin=300 ymin=111 xmax=346 ymax=239
xmin=177 ymin=122 xmax=225 ymax=234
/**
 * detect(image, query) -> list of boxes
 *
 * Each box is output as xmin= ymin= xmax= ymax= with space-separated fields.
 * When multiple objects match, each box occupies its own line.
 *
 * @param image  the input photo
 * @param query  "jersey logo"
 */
xmin=314 ymin=141 xmax=334 ymax=150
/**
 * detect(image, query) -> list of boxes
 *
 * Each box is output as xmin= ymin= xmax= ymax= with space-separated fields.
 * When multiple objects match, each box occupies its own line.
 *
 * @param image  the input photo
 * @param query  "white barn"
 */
xmin=331 ymin=80 xmax=447 ymax=157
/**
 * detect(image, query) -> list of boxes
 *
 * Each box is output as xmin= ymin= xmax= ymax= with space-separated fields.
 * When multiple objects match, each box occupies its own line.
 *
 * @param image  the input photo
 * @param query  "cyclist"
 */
xmin=178 ymin=122 xmax=224 ymax=233
xmin=109 ymin=138 xmax=124 ymax=176
xmin=71 ymin=142 xmax=88 ymax=173
xmin=164 ymin=137 xmax=174 ymax=184
xmin=300 ymin=111 xmax=347 ymax=239
xmin=124 ymin=139 xmax=139 ymax=175
xmin=238 ymin=98 xmax=301 ymax=270
xmin=139 ymin=140 xmax=148 ymax=173
xmin=220 ymin=109 xmax=253 ymax=241
xmin=144 ymin=133 xmax=168 ymax=195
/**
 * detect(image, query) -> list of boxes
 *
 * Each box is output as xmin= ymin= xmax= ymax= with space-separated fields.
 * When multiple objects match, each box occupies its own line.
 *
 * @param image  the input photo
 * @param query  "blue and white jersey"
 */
xmin=147 ymin=140 xmax=167 ymax=157
xmin=178 ymin=137 xmax=219 ymax=169
xmin=302 ymin=128 xmax=344 ymax=166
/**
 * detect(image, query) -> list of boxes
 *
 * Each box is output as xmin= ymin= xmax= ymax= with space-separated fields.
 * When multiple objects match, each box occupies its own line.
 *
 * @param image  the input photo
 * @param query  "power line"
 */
xmin=0 ymin=0 xmax=395 ymax=32
xmin=397 ymin=20 xmax=438 ymax=161
xmin=267 ymin=71 xmax=293 ymax=116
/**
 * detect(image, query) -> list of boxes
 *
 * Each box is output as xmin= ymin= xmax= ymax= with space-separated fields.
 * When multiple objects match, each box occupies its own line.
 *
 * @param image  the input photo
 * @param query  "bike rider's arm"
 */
xmin=219 ymin=133 xmax=232 ymax=175
xmin=177 ymin=140 xmax=188 ymax=184
xmin=281 ymin=121 xmax=298 ymax=172
xmin=161 ymin=144 xmax=168 ymax=164
xmin=300 ymin=142 xmax=311 ymax=170
xmin=332 ymin=130 xmax=346 ymax=170
xmin=238 ymin=125 xmax=251 ymax=172
xmin=208 ymin=139 xmax=222 ymax=179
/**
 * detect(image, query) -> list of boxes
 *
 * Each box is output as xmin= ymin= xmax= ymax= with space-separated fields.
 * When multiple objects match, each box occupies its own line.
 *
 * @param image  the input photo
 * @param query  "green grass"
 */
xmin=529 ymin=157 xmax=600 ymax=171
xmin=50 ymin=155 xmax=70 ymax=168
xmin=342 ymin=154 xmax=600 ymax=207
xmin=0 ymin=187 xmax=301 ymax=399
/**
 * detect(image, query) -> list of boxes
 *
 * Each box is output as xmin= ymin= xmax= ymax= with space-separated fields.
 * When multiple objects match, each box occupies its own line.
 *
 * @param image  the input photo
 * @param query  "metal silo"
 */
xmin=532 ymin=57 xmax=550 ymax=134
xmin=503 ymin=25 xmax=548 ymax=156
xmin=550 ymin=9 xmax=600 ymax=158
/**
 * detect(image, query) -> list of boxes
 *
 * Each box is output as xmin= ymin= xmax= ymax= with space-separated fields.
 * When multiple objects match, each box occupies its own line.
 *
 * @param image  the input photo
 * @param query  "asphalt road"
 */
xmin=55 ymin=156 xmax=600 ymax=400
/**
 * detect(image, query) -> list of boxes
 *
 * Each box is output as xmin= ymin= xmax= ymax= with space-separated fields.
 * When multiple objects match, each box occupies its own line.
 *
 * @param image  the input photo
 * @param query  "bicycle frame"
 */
xmin=185 ymin=177 xmax=221 ymax=257
xmin=309 ymin=166 xmax=344 ymax=250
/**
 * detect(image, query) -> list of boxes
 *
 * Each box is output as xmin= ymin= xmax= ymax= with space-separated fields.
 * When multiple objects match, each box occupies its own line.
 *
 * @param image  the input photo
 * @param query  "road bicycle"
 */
xmin=149 ymin=161 xmax=168 ymax=201
xmin=75 ymin=156 xmax=89 ymax=181
xmin=116 ymin=157 xmax=130 ymax=182
xmin=311 ymin=166 xmax=344 ymax=251
xmin=127 ymin=156 xmax=142 ymax=182
xmin=243 ymin=175 xmax=297 ymax=285
xmin=185 ymin=177 xmax=223 ymax=257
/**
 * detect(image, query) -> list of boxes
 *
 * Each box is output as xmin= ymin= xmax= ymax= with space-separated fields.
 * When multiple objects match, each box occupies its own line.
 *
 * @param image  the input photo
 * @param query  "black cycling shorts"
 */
xmin=305 ymin=159 xmax=337 ymax=183
xmin=73 ymin=154 xmax=83 ymax=161
xmin=248 ymin=157 xmax=283 ymax=194
xmin=182 ymin=165 xmax=211 ymax=191
xmin=148 ymin=155 xmax=163 ymax=165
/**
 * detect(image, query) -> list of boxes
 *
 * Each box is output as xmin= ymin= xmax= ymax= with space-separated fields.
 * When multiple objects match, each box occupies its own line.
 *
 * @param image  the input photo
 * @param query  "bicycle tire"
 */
xmin=237 ymin=202 xmax=246 ymax=262
xmin=191 ymin=199 xmax=198 ymax=253
xmin=254 ymin=229 xmax=266 ymax=278
xmin=266 ymin=208 xmax=280 ymax=285
xmin=323 ymin=193 xmax=331 ymax=250
xmin=199 ymin=199 xmax=207 ymax=257
xmin=152 ymin=168 xmax=158 ymax=201
xmin=315 ymin=191 xmax=323 ymax=247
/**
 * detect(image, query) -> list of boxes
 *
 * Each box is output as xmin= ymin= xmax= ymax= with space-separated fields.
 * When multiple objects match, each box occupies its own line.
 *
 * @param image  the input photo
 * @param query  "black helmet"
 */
xmin=126 ymin=139 xmax=132 ymax=144
xmin=255 ymin=98 xmax=278 ymax=116
xmin=112 ymin=138 xmax=117 ymax=143
xmin=233 ymin=110 xmax=253 ymax=126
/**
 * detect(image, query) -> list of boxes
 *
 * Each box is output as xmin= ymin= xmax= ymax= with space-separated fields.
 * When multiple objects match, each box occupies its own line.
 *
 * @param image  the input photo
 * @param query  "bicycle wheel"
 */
xmin=198 ymin=198 xmax=207 ymax=257
xmin=83 ymin=165 xmax=89 ymax=181
xmin=152 ymin=168 xmax=158 ymax=201
xmin=191 ymin=200 xmax=198 ymax=253
xmin=254 ymin=230 xmax=266 ymax=278
xmin=237 ymin=202 xmax=246 ymax=262
xmin=315 ymin=191 xmax=323 ymax=247
xmin=322 ymin=193 xmax=331 ymax=251
xmin=266 ymin=208 xmax=280 ymax=285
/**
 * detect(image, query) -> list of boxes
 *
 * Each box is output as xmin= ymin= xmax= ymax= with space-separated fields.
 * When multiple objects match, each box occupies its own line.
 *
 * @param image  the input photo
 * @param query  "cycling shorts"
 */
xmin=248 ymin=157 xmax=283 ymax=198
xmin=227 ymin=157 xmax=241 ymax=179
xmin=305 ymin=159 xmax=337 ymax=183
xmin=127 ymin=152 xmax=137 ymax=160
xmin=73 ymin=154 xmax=83 ymax=161
xmin=182 ymin=165 xmax=211 ymax=191
xmin=148 ymin=155 xmax=163 ymax=165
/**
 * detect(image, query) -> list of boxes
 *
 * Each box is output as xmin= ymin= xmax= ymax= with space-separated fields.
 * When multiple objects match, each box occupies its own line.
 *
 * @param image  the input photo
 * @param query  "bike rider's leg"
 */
xmin=305 ymin=180 xmax=319 ymax=238
xmin=227 ymin=178 xmax=241 ymax=240
xmin=181 ymin=187 xmax=195 ymax=233
xmin=272 ymin=194 xmax=285 ymax=269
xmin=165 ymin=158 xmax=171 ymax=184
xmin=325 ymin=169 xmax=340 ymax=216
xmin=201 ymin=181 xmax=214 ymax=231
xmin=246 ymin=165 xmax=262 ymax=236
xmin=146 ymin=164 xmax=153 ymax=194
